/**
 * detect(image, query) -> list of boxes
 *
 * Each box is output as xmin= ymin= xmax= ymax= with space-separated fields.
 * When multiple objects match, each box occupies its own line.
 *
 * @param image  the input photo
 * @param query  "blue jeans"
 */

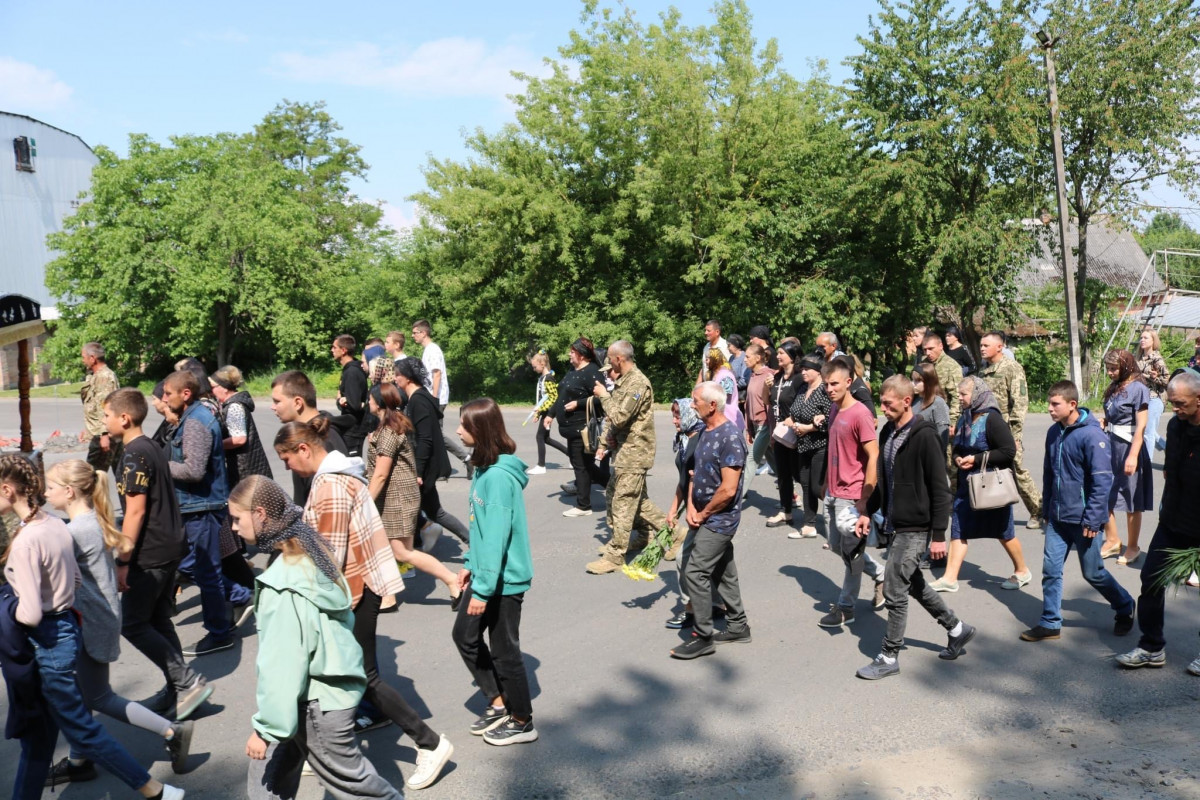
xmin=1039 ymin=520 xmax=1135 ymax=629
xmin=184 ymin=510 xmax=232 ymax=638
xmin=1144 ymin=396 xmax=1164 ymax=454
xmin=16 ymin=613 xmax=150 ymax=795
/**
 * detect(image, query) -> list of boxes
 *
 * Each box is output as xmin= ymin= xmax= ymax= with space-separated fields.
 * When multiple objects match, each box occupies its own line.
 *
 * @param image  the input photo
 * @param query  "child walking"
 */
xmin=527 ymin=350 xmax=568 ymax=475
xmin=229 ymin=476 xmax=401 ymax=800
xmin=451 ymin=398 xmax=539 ymax=745
xmin=0 ymin=454 xmax=185 ymax=800
xmin=43 ymin=459 xmax=193 ymax=784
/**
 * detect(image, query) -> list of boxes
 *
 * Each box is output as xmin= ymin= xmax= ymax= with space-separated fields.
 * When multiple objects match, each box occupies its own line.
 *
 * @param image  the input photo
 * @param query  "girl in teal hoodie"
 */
xmin=228 ymin=476 xmax=401 ymax=800
xmin=452 ymin=398 xmax=538 ymax=746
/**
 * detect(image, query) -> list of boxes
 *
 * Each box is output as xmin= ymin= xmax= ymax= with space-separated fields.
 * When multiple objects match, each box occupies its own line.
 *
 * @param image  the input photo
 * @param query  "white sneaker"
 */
xmin=407 ymin=734 xmax=454 ymax=790
xmin=301 ymin=760 xmax=316 ymax=777
xmin=420 ymin=522 xmax=444 ymax=553
xmin=526 ymin=465 xmax=547 ymax=475
xmin=1188 ymin=653 xmax=1200 ymax=676
xmin=562 ymin=507 xmax=593 ymax=518
xmin=161 ymin=786 xmax=186 ymax=800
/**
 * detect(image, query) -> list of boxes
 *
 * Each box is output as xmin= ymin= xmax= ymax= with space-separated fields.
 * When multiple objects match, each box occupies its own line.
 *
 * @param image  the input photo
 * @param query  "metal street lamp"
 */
xmin=1036 ymin=29 xmax=1085 ymax=397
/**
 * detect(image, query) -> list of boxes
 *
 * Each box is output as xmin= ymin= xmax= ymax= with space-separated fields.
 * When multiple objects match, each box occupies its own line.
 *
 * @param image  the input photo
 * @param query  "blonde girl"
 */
xmin=43 ymin=459 xmax=192 ymax=780
xmin=527 ymin=349 xmax=568 ymax=475
xmin=0 ymin=454 xmax=184 ymax=799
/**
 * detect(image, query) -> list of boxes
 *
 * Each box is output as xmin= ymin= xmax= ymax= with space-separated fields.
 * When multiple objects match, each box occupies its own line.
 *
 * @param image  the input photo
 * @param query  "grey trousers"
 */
xmin=439 ymin=403 xmax=471 ymax=464
xmin=825 ymin=495 xmax=884 ymax=610
xmin=882 ymin=531 xmax=958 ymax=655
xmin=683 ymin=526 xmax=748 ymax=638
xmin=247 ymin=701 xmax=402 ymax=800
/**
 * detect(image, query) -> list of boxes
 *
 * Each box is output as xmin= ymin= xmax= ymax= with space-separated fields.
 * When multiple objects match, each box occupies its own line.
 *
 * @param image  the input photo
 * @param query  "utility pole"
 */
xmin=1036 ymin=30 xmax=1085 ymax=398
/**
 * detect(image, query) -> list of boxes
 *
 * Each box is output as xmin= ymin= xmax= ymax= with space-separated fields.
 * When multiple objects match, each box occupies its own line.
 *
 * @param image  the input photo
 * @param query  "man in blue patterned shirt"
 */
xmin=671 ymin=381 xmax=752 ymax=659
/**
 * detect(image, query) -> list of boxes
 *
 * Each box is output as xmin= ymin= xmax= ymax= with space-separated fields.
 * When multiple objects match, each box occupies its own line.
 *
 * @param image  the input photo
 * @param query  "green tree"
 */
xmin=1031 ymin=0 xmax=1200 ymax=374
xmin=847 ymin=0 xmax=1041 ymax=362
xmin=400 ymin=1 xmax=873 ymax=397
xmin=44 ymin=102 xmax=385 ymax=377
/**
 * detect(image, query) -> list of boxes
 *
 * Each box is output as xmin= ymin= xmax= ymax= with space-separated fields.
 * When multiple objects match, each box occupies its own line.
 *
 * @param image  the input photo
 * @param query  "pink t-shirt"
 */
xmin=825 ymin=400 xmax=877 ymax=501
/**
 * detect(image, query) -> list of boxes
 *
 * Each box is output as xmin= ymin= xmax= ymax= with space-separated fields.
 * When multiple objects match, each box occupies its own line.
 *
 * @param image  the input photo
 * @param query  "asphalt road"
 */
xmin=1 ymin=397 xmax=1198 ymax=799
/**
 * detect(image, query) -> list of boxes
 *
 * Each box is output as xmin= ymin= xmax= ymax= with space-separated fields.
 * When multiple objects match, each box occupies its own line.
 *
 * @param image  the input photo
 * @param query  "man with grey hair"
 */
xmin=671 ymin=381 xmax=751 ymax=659
xmin=816 ymin=332 xmax=844 ymax=361
xmin=1117 ymin=369 xmax=1200 ymax=673
xmin=587 ymin=340 xmax=671 ymax=574
xmin=80 ymin=341 xmax=122 ymax=473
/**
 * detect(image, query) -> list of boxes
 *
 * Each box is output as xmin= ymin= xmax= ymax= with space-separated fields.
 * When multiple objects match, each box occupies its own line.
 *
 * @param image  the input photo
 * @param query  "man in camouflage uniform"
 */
xmin=924 ymin=332 xmax=963 ymax=474
xmin=978 ymin=330 xmax=1042 ymax=527
xmin=586 ymin=340 xmax=670 ymax=574
xmin=80 ymin=341 xmax=122 ymax=473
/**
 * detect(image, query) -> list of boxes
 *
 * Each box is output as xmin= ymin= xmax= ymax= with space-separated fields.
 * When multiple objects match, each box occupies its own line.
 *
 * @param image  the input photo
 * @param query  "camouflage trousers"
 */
xmin=1013 ymin=440 xmax=1041 ymax=519
xmin=601 ymin=470 xmax=668 ymax=564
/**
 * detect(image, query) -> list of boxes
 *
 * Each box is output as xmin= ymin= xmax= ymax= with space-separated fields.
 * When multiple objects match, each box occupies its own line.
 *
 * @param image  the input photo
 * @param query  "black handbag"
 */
xmin=581 ymin=398 xmax=604 ymax=454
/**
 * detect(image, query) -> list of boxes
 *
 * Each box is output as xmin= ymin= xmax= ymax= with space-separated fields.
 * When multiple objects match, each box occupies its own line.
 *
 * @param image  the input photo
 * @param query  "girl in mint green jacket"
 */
xmin=451 ymin=398 xmax=539 ymax=747
xmin=228 ymin=476 xmax=401 ymax=800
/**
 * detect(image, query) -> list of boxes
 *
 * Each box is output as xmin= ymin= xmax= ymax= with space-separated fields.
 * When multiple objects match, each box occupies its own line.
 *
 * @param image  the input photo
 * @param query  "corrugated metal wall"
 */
xmin=0 ymin=113 xmax=98 ymax=309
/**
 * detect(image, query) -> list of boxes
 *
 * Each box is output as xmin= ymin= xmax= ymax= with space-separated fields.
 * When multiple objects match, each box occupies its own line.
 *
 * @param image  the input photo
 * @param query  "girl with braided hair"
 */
xmin=228 ymin=475 xmax=402 ymax=800
xmin=0 ymin=454 xmax=185 ymax=799
xmin=43 ymin=460 xmax=192 ymax=781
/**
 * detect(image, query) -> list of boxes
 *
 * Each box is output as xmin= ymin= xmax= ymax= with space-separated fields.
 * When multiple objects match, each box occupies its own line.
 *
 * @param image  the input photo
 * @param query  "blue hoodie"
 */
xmin=464 ymin=453 xmax=533 ymax=601
xmin=1042 ymin=408 xmax=1114 ymax=531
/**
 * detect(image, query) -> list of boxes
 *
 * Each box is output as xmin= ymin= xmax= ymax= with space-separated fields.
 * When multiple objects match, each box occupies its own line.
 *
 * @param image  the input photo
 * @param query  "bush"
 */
xmin=1015 ymin=340 xmax=1068 ymax=400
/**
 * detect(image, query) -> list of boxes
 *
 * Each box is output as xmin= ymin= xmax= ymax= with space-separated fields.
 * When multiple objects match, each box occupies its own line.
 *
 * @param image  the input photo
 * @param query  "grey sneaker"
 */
xmin=1187 ymin=654 xmax=1200 ymax=676
xmin=166 ymin=719 xmax=193 ymax=774
xmin=1025 ymin=517 xmax=1042 ymax=530
xmin=712 ymin=626 xmax=752 ymax=645
xmin=1000 ymin=570 xmax=1032 ymax=590
xmin=1115 ymin=647 xmax=1166 ymax=669
xmin=939 ymin=623 xmax=977 ymax=660
xmin=483 ymin=716 xmax=538 ymax=746
xmin=856 ymin=653 xmax=900 ymax=680
xmin=470 ymin=706 xmax=508 ymax=735
xmin=873 ymin=580 xmax=886 ymax=610
xmin=818 ymin=604 xmax=854 ymax=628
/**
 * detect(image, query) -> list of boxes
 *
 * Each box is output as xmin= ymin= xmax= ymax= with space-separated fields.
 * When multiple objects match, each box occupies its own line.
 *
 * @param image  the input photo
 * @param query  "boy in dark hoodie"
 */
xmin=859 ymin=376 xmax=975 ymax=680
xmin=1022 ymin=381 xmax=1134 ymax=642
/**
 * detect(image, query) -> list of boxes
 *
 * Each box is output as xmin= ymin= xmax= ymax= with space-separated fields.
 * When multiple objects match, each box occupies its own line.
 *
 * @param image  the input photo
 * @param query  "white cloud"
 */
xmin=270 ymin=38 xmax=545 ymax=100
xmin=378 ymin=200 xmax=431 ymax=235
xmin=0 ymin=58 xmax=73 ymax=113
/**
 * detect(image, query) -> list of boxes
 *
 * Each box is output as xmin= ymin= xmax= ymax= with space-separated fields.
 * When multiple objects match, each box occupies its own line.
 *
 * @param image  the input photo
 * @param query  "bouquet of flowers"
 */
xmin=622 ymin=510 xmax=684 ymax=582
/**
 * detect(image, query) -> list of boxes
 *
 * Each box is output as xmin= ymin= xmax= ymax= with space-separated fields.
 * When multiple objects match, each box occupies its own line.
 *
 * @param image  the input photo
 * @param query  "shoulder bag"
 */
xmin=581 ymin=398 xmax=604 ymax=454
xmin=967 ymin=451 xmax=1019 ymax=510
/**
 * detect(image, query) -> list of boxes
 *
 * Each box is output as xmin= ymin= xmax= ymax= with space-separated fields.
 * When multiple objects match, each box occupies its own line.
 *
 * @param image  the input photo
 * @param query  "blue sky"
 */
xmin=2 ymin=0 xmax=1191 ymax=231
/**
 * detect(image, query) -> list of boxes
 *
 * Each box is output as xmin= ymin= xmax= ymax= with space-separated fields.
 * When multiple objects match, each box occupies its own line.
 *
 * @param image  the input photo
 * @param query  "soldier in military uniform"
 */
xmin=80 ymin=341 xmax=122 ymax=473
xmin=586 ymin=340 xmax=670 ymax=574
xmin=978 ymin=331 xmax=1042 ymax=527
xmin=923 ymin=332 xmax=963 ymax=475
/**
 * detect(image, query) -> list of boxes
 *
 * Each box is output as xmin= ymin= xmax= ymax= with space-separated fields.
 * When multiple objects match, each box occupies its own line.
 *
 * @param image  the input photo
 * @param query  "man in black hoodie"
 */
xmin=330 ymin=334 xmax=373 ymax=457
xmin=858 ymin=375 xmax=976 ymax=680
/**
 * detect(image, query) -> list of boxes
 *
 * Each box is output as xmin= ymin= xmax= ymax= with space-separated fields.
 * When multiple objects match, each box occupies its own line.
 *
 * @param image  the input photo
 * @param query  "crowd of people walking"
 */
xmin=1 ymin=316 xmax=1198 ymax=798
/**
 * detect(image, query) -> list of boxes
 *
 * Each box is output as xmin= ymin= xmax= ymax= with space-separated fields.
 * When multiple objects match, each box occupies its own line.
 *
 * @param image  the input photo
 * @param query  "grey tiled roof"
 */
xmin=1017 ymin=218 xmax=1163 ymax=296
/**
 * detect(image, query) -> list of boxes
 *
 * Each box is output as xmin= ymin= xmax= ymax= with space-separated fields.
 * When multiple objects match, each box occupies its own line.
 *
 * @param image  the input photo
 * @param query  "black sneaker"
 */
xmin=1114 ymin=613 xmax=1135 ymax=636
xmin=713 ymin=626 xmax=752 ymax=645
xmin=354 ymin=715 xmax=394 ymax=734
xmin=44 ymin=757 xmax=97 ymax=787
xmin=818 ymin=604 xmax=855 ymax=628
xmin=483 ymin=716 xmax=538 ymax=746
xmin=939 ymin=623 xmax=977 ymax=660
xmin=183 ymin=633 xmax=235 ymax=657
xmin=856 ymin=653 xmax=900 ymax=680
xmin=470 ymin=706 xmax=508 ymax=735
xmin=665 ymin=611 xmax=694 ymax=629
xmin=670 ymin=633 xmax=715 ymax=660
xmin=175 ymin=676 xmax=214 ymax=721
xmin=1020 ymin=625 xmax=1061 ymax=642
xmin=166 ymin=719 xmax=193 ymax=774
xmin=142 ymin=685 xmax=177 ymax=715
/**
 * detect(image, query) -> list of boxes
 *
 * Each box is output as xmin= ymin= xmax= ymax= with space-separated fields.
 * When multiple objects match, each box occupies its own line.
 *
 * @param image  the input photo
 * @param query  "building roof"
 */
xmin=1138 ymin=292 xmax=1200 ymax=330
xmin=1017 ymin=217 xmax=1163 ymax=297
xmin=0 ymin=111 xmax=93 ymax=152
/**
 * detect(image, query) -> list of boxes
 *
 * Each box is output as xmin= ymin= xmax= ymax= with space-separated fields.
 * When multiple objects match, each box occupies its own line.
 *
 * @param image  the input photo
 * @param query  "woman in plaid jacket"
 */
xmin=274 ymin=419 xmax=455 ymax=791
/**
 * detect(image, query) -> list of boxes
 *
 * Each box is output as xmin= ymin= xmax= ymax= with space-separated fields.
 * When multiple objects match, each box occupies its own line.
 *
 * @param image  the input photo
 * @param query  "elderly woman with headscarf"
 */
xmin=930 ymin=375 xmax=1032 ymax=593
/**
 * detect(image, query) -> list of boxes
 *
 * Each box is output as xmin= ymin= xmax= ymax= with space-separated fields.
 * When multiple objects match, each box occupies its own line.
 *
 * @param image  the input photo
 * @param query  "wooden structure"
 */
xmin=0 ymin=294 xmax=44 ymax=452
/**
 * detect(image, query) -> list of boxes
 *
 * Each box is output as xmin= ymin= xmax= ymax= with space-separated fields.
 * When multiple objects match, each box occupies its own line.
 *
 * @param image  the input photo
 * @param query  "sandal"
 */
xmin=1117 ymin=548 xmax=1142 ymax=566
xmin=1100 ymin=543 xmax=1122 ymax=560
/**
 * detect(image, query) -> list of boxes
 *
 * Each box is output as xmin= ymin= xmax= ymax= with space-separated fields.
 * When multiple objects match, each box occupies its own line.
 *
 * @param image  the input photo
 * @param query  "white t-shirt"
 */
xmin=422 ymin=342 xmax=450 ymax=404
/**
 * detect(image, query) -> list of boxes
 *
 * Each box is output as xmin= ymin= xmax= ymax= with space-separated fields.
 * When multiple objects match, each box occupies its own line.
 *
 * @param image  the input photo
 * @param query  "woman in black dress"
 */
xmin=546 ymin=337 xmax=608 ymax=516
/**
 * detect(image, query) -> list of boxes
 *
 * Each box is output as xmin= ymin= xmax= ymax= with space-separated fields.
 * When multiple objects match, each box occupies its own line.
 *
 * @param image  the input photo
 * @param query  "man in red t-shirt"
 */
xmin=817 ymin=359 xmax=885 ymax=629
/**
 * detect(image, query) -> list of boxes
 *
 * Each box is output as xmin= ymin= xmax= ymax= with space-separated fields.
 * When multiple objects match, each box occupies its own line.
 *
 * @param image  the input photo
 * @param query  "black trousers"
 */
xmin=451 ymin=592 xmax=533 ymax=719
xmin=535 ymin=422 xmax=569 ymax=467
xmin=1137 ymin=523 xmax=1200 ymax=652
xmin=419 ymin=482 xmax=469 ymax=542
xmin=351 ymin=587 xmax=440 ymax=751
xmin=566 ymin=433 xmax=609 ymax=511
xmin=773 ymin=441 xmax=800 ymax=514
xmin=796 ymin=447 xmax=826 ymax=527
xmin=121 ymin=562 xmax=197 ymax=692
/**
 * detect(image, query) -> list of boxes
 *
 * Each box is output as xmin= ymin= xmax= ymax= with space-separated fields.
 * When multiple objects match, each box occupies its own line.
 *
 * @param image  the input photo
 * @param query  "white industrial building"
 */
xmin=0 ymin=111 xmax=97 ymax=389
